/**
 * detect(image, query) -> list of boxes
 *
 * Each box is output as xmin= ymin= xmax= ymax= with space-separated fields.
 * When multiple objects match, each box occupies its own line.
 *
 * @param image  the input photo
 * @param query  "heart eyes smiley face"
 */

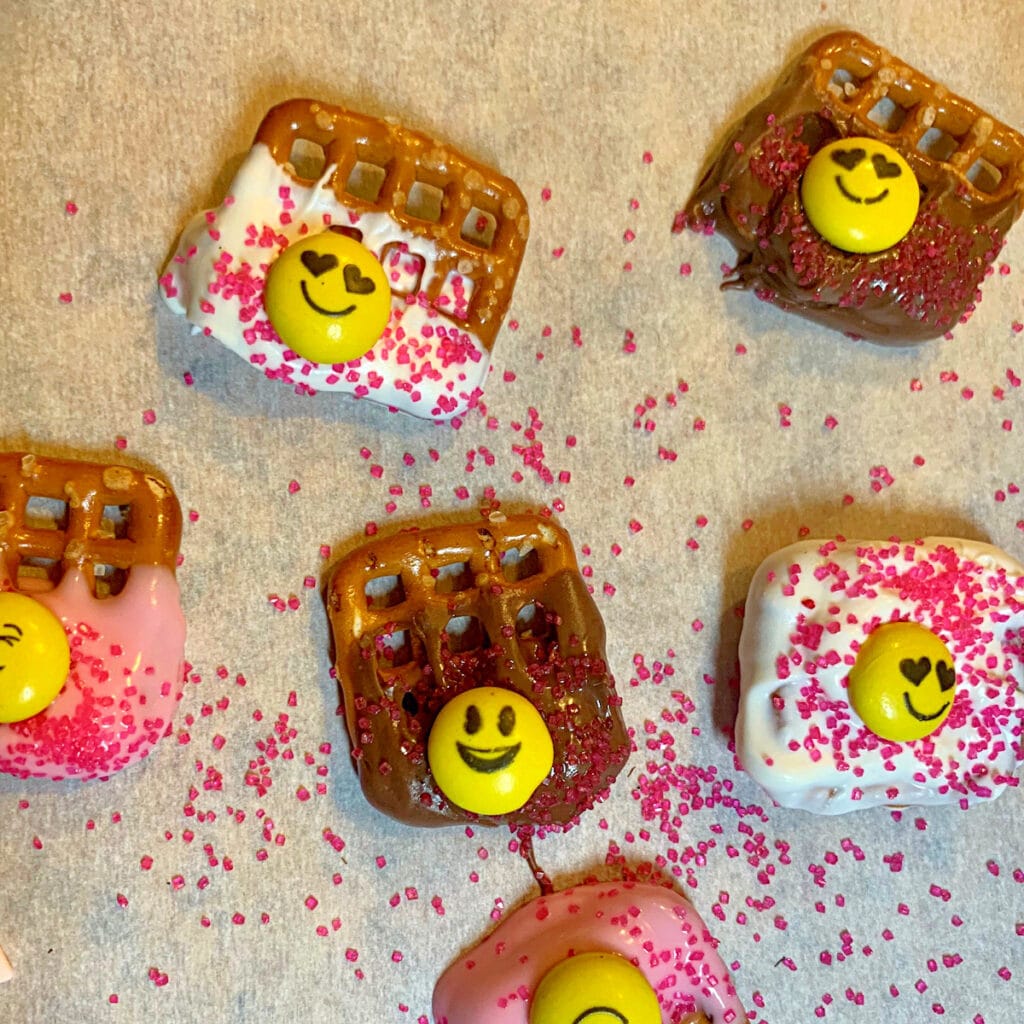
xmin=847 ymin=621 xmax=957 ymax=742
xmin=427 ymin=687 xmax=554 ymax=815
xmin=801 ymin=137 xmax=920 ymax=253
xmin=263 ymin=230 xmax=391 ymax=364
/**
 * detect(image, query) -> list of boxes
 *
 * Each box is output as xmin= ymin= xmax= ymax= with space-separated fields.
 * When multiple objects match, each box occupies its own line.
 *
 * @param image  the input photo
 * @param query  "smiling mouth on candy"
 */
xmin=298 ymin=280 xmax=355 ymax=317
xmin=456 ymin=742 xmax=522 ymax=773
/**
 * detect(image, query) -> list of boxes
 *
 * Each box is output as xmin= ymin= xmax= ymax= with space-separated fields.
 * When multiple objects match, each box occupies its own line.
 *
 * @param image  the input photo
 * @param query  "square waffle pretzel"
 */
xmin=257 ymin=98 xmax=529 ymax=354
xmin=683 ymin=30 xmax=1024 ymax=343
xmin=327 ymin=514 xmax=629 ymax=828
xmin=807 ymin=32 xmax=1024 ymax=205
xmin=0 ymin=453 xmax=181 ymax=596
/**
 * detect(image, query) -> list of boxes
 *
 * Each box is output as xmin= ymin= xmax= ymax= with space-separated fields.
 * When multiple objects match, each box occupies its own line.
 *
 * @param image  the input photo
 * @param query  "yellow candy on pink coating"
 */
xmin=530 ymin=952 xmax=661 ymax=1024
xmin=0 ymin=592 xmax=70 ymax=724
xmin=433 ymin=880 xmax=747 ymax=1023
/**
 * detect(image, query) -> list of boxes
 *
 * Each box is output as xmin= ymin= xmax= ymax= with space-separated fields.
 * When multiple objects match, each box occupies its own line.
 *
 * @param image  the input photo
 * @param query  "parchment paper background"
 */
xmin=1 ymin=2 xmax=1022 ymax=1022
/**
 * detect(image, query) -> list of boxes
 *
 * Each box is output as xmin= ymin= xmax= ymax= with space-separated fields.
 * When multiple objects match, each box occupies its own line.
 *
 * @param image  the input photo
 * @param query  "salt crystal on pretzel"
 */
xmin=326 ymin=513 xmax=629 ymax=828
xmin=0 ymin=453 xmax=185 ymax=781
xmin=161 ymin=99 xmax=529 ymax=420
xmin=737 ymin=537 xmax=1024 ymax=813
xmin=432 ymin=879 xmax=747 ymax=1024
xmin=682 ymin=31 xmax=1024 ymax=343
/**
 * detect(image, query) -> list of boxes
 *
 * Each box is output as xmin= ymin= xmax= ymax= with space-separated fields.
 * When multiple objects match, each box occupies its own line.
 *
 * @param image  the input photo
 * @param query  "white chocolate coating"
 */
xmin=160 ymin=145 xmax=490 ymax=421
xmin=432 ymin=880 xmax=746 ymax=1023
xmin=737 ymin=538 xmax=1024 ymax=813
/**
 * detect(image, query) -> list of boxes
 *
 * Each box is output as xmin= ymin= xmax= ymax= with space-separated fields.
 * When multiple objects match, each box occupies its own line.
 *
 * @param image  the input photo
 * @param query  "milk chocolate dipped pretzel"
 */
xmin=0 ymin=453 xmax=186 ymax=780
xmin=161 ymin=99 xmax=529 ymax=420
xmin=682 ymin=31 xmax=1024 ymax=343
xmin=327 ymin=513 xmax=629 ymax=828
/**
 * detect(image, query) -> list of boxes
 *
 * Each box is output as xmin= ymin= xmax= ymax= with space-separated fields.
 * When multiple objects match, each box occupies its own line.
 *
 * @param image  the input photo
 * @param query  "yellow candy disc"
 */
xmin=0 ymin=592 xmax=70 ymax=723
xmin=263 ymin=230 xmax=391 ymax=364
xmin=530 ymin=952 xmax=662 ymax=1024
xmin=427 ymin=687 xmax=553 ymax=815
xmin=801 ymin=137 xmax=920 ymax=253
xmin=847 ymin=621 xmax=956 ymax=742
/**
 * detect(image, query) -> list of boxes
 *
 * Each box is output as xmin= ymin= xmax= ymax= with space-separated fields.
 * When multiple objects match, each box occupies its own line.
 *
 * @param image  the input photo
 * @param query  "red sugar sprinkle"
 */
xmin=58 ymin=292 xmax=73 ymax=304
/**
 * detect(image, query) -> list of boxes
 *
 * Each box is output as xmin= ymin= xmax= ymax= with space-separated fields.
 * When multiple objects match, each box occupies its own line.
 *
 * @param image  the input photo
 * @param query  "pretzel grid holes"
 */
xmin=15 ymin=556 xmax=61 ymax=591
xmin=822 ymin=50 xmax=1022 ymax=198
xmin=433 ymin=560 xmax=474 ymax=594
xmin=287 ymin=138 xmax=327 ymax=181
xmin=345 ymin=160 xmax=387 ymax=203
xmin=500 ymin=545 xmax=542 ymax=582
xmin=24 ymin=496 xmax=68 ymax=532
xmin=365 ymin=573 xmax=405 ymax=610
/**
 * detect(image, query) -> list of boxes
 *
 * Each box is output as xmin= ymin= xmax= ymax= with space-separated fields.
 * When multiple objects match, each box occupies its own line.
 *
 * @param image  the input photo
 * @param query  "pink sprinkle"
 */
xmin=58 ymin=292 xmax=73 ymax=304
xmin=65 ymin=201 xmax=78 ymax=215
xmin=642 ymin=151 xmax=653 ymax=163
xmin=288 ymin=480 xmax=301 ymax=494
xmin=142 ymin=409 xmax=156 ymax=425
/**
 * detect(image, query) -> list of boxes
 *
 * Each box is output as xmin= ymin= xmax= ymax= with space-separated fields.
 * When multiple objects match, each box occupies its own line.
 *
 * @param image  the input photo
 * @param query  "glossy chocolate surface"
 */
xmin=682 ymin=31 xmax=1024 ymax=343
xmin=327 ymin=514 xmax=629 ymax=828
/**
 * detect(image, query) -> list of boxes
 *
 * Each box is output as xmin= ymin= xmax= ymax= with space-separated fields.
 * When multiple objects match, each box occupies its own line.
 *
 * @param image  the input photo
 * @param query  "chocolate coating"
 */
xmin=327 ymin=514 xmax=629 ymax=829
xmin=681 ymin=31 xmax=1024 ymax=344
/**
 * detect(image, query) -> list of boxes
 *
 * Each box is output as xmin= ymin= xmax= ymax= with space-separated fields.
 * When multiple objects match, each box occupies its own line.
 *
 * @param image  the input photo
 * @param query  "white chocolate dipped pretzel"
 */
xmin=737 ymin=537 xmax=1024 ymax=813
xmin=161 ymin=99 xmax=528 ymax=421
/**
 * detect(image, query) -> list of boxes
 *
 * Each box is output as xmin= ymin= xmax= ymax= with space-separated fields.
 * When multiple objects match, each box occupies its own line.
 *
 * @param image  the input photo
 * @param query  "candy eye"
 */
xmin=0 ymin=623 xmax=24 ymax=648
xmin=401 ymin=691 xmax=420 ymax=715
xmin=498 ymin=705 xmax=515 ymax=736
xmin=936 ymin=661 xmax=956 ymax=692
xmin=464 ymin=703 xmax=481 ymax=735
xmin=871 ymin=153 xmax=903 ymax=179
xmin=831 ymin=147 xmax=866 ymax=170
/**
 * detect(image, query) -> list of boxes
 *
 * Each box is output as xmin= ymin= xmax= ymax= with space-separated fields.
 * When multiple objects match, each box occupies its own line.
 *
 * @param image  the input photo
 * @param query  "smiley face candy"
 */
xmin=682 ymin=31 xmax=1024 ymax=343
xmin=327 ymin=514 xmax=629 ymax=828
xmin=161 ymin=99 xmax=529 ymax=420
xmin=432 ymin=880 xmax=747 ymax=1024
xmin=737 ymin=537 xmax=1024 ymax=813
xmin=0 ymin=453 xmax=185 ymax=781
xmin=262 ymin=230 xmax=391 ymax=364
xmin=801 ymin=138 xmax=919 ymax=253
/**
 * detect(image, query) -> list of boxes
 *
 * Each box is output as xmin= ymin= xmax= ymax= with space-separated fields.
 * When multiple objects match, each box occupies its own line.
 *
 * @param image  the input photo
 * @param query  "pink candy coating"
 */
xmin=0 ymin=567 xmax=186 ymax=781
xmin=432 ymin=879 xmax=746 ymax=1023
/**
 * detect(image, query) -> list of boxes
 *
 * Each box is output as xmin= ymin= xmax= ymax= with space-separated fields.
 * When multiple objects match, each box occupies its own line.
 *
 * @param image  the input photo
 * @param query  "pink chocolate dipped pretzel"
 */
xmin=432 ymin=879 xmax=746 ymax=1024
xmin=0 ymin=453 xmax=186 ymax=781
